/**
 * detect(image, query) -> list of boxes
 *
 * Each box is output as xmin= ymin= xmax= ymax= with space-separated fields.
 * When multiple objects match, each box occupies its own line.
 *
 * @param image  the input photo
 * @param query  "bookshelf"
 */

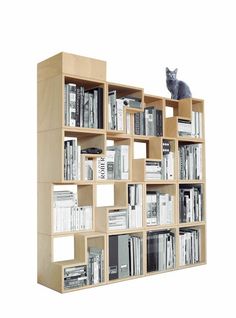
xmin=37 ymin=52 xmax=206 ymax=293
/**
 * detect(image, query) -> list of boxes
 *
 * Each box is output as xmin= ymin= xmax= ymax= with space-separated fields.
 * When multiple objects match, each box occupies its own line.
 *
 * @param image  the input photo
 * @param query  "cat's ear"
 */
xmin=174 ymin=68 xmax=178 ymax=73
xmin=166 ymin=67 xmax=169 ymax=72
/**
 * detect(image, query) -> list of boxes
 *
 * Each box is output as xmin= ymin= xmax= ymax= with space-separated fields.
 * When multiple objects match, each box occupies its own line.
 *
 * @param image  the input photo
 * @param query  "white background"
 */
xmin=0 ymin=0 xmax=235 ymax=317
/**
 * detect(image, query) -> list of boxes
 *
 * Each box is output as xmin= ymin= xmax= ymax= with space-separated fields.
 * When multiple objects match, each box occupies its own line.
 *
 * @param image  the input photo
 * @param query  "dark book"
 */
xmin=134 ymin=113 xmax=140 ymax=135
xmin=109 ymin=235 xmax=119 ymax=280
xmin=75 ymin=87 xmax=80 ymax=127
xmin=97 ymin=87 xmax=103 ymax=129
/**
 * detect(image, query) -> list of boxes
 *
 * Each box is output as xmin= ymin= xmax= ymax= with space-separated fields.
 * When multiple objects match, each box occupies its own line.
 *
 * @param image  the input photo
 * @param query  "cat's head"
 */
xmin=166 ymin=67 xmax=178 ymax=81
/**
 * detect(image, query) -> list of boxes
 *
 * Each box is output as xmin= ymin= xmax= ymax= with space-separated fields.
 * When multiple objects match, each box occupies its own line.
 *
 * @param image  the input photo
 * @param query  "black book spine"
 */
xmin=97 ymin=87 xmax=103 ymax=129
xmin=76 ymin=87 xmax=80 ymax=127
xmin=134 ymin=113 xmax=140 ymax=135
xmin=109 ymin=235 xmax=118 ymax=280
xmin=159 ymin=110 xmax=163 ymax=136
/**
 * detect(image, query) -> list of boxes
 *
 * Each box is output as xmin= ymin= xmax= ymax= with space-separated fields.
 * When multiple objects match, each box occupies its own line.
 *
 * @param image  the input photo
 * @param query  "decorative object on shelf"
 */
xmin=81 ymin=147 xmax=103 ymax=154
xmin=166 ymin=67 xmax=192 ymax=100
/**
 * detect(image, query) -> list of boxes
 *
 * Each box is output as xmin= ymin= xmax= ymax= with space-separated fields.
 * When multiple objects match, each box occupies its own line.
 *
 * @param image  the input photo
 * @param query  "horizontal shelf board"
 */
xmin=108 ymin=228 xmax=145 ymax=235
xmin=106 ymin=133 xmax=132 ymax=140
xmin=146 ymin=224 xmax=178 ymax=231
xmin=63 ymin=281 xmax=107 ymax=293
xmin=144 ymin=93 xmax=164 ymax=101
xmin=108 ymin=81 xmax=143 ymax=91
xmin=63 ymin=126 xmax=106 ymax=135
xmin=64 ymin=73 xmax=106 ymax=85
xmin=145 ymin=180 xmax=177 ymax=184
xmin=178 ymin=221 xmax=206 ymax=228
xmin=108 ymin=274 xmax=144 ymax=284
xmin=146 ymin=225 xmax=177 ymax=231
xmin=54 ymin=260 xmax=86 ymax=267
xmin=178 ymin=137 xmax=205 ymax=143
xmin=126 ymin=107 xmax=144 ymax=113
xmin=133 ymin=135 xmax=154 ymax=140
xmin=146 ymin=267 xmax=176 ymax=276
xmin=178 ymin=262 xmax=206 ymax=270
xmin=106 ymin=130 xmax=128 ymax=136
xmin=52 ymin=229 xmax=95 ymax=236
xmin=58 ymin=180 xmax=94 ymax=185
xmin=95 ymin=179 xmax=131 ymax=183
xmin=178 ymin=180 xmax=205 ymax=184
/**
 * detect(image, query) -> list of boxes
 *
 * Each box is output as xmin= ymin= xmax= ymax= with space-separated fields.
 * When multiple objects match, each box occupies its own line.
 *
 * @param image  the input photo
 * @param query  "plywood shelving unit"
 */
xmin=37 ymin=52 xmax=206 ymax=293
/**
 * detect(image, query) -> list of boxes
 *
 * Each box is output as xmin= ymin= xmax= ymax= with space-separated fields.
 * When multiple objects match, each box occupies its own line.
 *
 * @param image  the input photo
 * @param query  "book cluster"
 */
xmin=179 ymin=228 xmax=201 ymax=265
xmin=179 ymin=186 xmax=203 ymax=223
xmin=109 ymin=234 xmax=142 ymax=280
xmin=64 ymin=83 xmax=103 ymax=128
xmin=134 ymin=107 xmax=163 ymax=136
xmin=179 ymin=143 xmax=202 ymax=180
xmin=178 ymin=111 xmax=203 ymax=138
xmin=53 ymin=191 xmax=92 ymax=232
xmin=147 ymin=231 xmax=176 ymax=272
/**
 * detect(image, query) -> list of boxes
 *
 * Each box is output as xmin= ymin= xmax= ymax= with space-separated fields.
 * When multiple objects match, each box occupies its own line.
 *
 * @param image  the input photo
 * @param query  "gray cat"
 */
xmin=166 ymin=67 xmax=192 ymax=100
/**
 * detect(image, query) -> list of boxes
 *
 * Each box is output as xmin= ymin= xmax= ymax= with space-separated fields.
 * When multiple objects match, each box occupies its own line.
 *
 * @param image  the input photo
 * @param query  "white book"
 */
xmin=116 ymin=99 xmax=124 ymax=130
xmin=120 ymin=145 xmax=129 ymax=179
xmin=96 ymin=157 xmax=107 ymax=180
xmin=199 ymin=112 xmax=203 ymax=138
xmin=126 ymin=113 xmax=131 ymax=134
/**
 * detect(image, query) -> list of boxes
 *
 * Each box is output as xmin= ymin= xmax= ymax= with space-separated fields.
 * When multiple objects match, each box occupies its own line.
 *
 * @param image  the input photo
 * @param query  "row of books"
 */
xmin=53 ymin=191 xmax=92 ymax=232
xmin=179 ymin=143 xmax=202 ymax=180
xmin=97 ymin=145 xmax=129 ymax=180
xmin=147 ymin=230 xmax=176 ymax=272
xmin=178 ymin=111 xmax=203 ymax=138
xmin=134 ymin=108 xmax=163 ymax=136
xmin=108 ymin=90 xmax=142 ymax=131
xmin=146 ymin=192 xmax=174 ymax=226
xmin=179 ymin=228 xmax=201 ymax=265
xmin=87 ymin=247 xmax=104 ymax=285
xmin=179 ymin=186 xmax=203 ymax=223
xmin=109 ymin=234 xmax=142 ymax=280
xmin=64 ymin=138 xmax=81 ymax=180
xmin=64 ymin=83 xmax=103 ymax=128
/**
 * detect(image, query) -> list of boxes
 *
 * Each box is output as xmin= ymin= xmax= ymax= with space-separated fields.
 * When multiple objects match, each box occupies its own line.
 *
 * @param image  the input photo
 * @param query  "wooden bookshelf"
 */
xmin=37 ymin=52 xmax=206 ymax=293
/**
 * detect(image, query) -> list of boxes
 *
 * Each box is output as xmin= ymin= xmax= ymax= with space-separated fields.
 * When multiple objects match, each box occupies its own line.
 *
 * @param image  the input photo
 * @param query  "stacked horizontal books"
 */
xmin=64 ymin=138 xmax=81 ymax=180
xmin=147 ymin=231 xmax=176 ymax=272
xmin=109 ymin=234 xmax=142 ymax=280
xmin=128 ymin=184 xmax=143 ymax=228
xmin=53 ymin=191 xmax=92 ymax=232
xmin=108 ymin=90 xmax=142 ymax=131
xmin=134 ymin=107 xmax=163 ymax=136
xmin=87 ymin=247 xmax=104 ymax=285
xmin=179 ymin=143 xmax=202 ymax=180
xmin=179 ymin=228 xmax=200 ymax=266
xmin=64 ymin=265 xmax=87 ymax=289
xmin=179 ymin=185 xmax=203 ymax=223
xmin=178 ymin=120 xmax=191 ymax=137
xmin=162 ymin=140 xmax=174 ymax=180
xmin=96 ymin=145 xmax=129 ymax=180
xmin=109 ymin=209 xmax=128 ymax=230
xmin=64 ymin=83 xmax=103 ymax=128
xmin=146 ymin=191 xmax=174 ymax=226
xmin=145 ymin=161 xmax=162 ymax=180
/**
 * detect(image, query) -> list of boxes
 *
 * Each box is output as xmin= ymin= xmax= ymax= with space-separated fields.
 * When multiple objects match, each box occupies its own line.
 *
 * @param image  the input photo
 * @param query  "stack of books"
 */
xmin=109 ymin=209 xmax=128 ymax=230
xmin=147 ymin=231 xmax=176 ymax=272
xmin=145 ymin=161 xmax=162 ymax=180
xmin=64 ymin=265 xmax=87 ymax=289
xmin=179 ymin=228 xmax=201 ymax=265
xmin=64 ymin=83 xmax=103 ymax=128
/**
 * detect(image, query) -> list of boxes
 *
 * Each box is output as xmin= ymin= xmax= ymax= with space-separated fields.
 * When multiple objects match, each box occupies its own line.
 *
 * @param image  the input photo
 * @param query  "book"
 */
xmin=87 ymin=247 xmax=104 ymax=285
xmin=64 ymin=265 xmax=87 ymax=289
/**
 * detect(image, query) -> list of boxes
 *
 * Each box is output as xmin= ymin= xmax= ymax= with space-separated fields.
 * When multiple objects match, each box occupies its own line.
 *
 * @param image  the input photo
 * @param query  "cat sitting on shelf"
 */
xmin=166 ymin=67 xmax=192 ymax=100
